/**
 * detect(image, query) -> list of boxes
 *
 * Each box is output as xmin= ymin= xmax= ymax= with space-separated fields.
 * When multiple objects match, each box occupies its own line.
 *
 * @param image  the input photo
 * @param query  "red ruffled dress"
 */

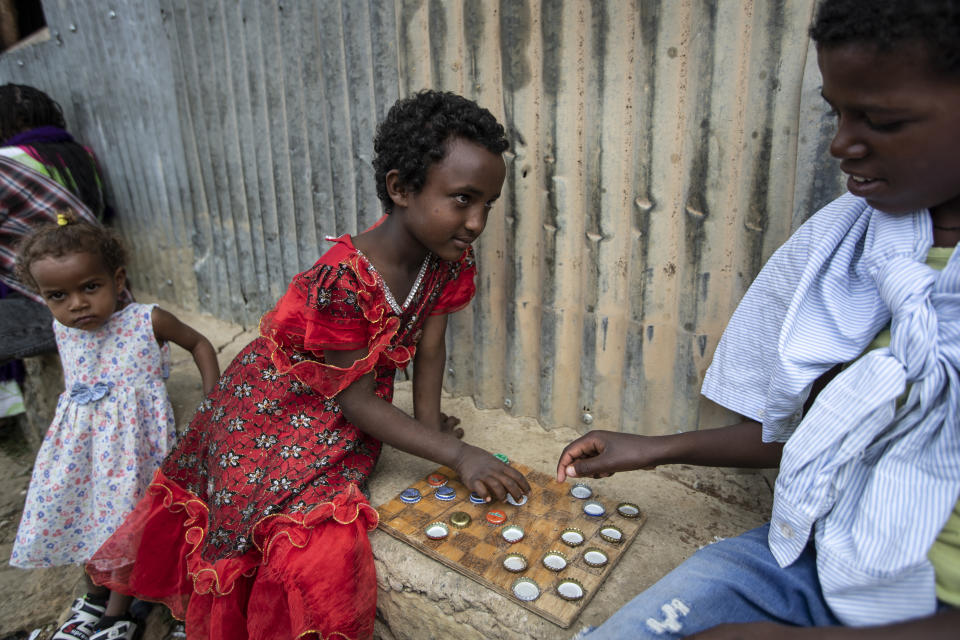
xmin=87 ymin=233 xmax=476 ymax=640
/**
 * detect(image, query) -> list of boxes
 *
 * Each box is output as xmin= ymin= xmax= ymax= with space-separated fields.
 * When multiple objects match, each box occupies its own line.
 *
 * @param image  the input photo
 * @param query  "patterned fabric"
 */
xmin=0 ymin=153 xmax=99 ymax=302
xmin=702 ymin=193 xmax=960 ymax=625
xmin=11 ymin=303 xmax=174 ymax=567
xmin=87 ymin=232 xmax=476 ymax=640
xmin=166 ymin=234 xmax=475 ymax=562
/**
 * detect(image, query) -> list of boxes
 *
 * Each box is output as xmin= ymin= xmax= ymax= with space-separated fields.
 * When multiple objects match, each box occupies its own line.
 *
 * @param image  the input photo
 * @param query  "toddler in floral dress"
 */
xmin=86 ymin=90 xmax=530 ymax=640
xmin=10 ymin=212 xmax=220 ymax=640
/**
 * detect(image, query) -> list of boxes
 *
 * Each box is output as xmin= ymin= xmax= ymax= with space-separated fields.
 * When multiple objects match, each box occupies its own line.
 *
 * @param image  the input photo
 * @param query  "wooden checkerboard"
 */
xmin=375 ymin=463 xmax=646 ymax=628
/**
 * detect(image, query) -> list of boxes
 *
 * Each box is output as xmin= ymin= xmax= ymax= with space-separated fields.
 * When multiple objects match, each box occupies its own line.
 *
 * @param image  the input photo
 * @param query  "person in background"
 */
xmin=0 ymin=83 xmax=109 ymax=421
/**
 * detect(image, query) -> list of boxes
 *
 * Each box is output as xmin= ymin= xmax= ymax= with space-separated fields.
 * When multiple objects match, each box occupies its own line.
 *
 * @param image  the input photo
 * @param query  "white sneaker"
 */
xmin=52 ymin=597 xmax=106 ymax=640
xmin=89 ymin=620 xmax=138 ymax=640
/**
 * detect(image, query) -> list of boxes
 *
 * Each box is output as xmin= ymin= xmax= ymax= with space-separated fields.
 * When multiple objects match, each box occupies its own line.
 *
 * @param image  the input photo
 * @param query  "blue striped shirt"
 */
xmin=702 ymin=193 xmax=960 ymax=625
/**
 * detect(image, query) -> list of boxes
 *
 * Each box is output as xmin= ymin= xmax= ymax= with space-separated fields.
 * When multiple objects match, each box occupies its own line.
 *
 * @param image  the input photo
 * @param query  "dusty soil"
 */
xmin=0 ymin=302 xmax=773 ymax=639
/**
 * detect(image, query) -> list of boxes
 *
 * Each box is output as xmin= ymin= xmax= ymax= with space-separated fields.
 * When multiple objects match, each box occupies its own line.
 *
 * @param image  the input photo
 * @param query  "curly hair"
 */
xmin=15 ymin=210 xmax=127 ymax=292
xmin=372 ymin=90 xmax=509 ymax=213
xmin=810 ymin=0 xmax=960 ymax=76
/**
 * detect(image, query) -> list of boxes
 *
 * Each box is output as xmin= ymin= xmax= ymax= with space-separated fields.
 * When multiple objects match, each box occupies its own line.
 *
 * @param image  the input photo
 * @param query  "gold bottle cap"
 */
xmin=511 ymin=577 xmax=541 ymax=601
xmin=569 ymin=482 xmax=593 ymax=499
xmin=425 ymin=522 xmax=450 ymax=540
xmin=616 ymin=502 xmax=641 ymax=518
xmin=542 ymin=549 xmax=568 ymax=572
xmin=449 ymin=511 xmax=472 ymax=528
xmin=582 ymin=547 xmax=609 ymax=567
xmin=502 ymin=552 xmax=528 ymax=573
xmin=599 ymin=525 xmax=624 ymax=543
xmin=556 ymin=578 xmax=586 ymax=601
xmin=560 ymin=527 xmax=585 ymax=547
xmin=583 ymin=500 xmax=606 ymax=517
xmin=501 ymin=524 xmax=525 ymax=543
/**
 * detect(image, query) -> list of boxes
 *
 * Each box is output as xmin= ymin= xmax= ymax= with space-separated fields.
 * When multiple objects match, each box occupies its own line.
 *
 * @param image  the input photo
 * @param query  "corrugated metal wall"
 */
xmin=1 ymin=0 xmax=845 ymax=434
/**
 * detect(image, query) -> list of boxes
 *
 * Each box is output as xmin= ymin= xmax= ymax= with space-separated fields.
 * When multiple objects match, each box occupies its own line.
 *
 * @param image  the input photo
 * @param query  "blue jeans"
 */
xmin=578 ymin=524 xmax=840 ymax=639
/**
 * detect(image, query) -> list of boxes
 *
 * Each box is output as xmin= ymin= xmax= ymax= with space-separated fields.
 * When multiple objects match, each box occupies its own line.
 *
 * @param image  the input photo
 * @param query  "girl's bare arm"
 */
xmin=412 ymin=313 xmax=446 ymax=428
xmin=327 ymin=347 xmax=530 ymax=501
xmin=411 ymin=313 xmax=463 ymax=435
xmin=151 ymin=307 xmax=220 ymax=395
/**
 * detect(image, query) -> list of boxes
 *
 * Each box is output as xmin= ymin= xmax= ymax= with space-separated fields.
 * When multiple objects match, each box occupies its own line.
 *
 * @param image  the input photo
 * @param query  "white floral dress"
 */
xmin=10 ymin=303 xmax=175 ymax=567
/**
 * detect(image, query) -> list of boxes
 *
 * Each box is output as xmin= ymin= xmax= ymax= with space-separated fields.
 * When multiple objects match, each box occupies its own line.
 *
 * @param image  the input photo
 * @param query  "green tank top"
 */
xmin=862 ymin=247 xmax=959 ymax=606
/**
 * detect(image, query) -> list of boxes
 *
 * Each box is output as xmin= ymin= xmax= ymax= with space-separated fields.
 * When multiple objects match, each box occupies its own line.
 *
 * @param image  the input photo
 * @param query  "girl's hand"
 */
xmin=556 ymin=430 xmax=664 ymax=482
xmin=454 ymin=443 xmax=531 ymax=502
xmin=436 ymin=412 xmax=464 ymax=439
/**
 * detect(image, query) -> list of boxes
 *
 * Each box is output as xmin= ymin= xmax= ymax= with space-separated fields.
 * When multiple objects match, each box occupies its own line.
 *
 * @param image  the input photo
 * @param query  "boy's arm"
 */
xmin=686 ymin=608 xmax=960 ymax=639
xmin=327 ymin=347 xmax=530 ymax=501
xmin=411 ymin=313 xmax=462 ymax=436
xmin=557 ymin=421 xmax=782 ymax=482
xmin=556 ymin=363 xmax=845 ymax=481
xmin=151 ymin=307 xmax=220 ymax=395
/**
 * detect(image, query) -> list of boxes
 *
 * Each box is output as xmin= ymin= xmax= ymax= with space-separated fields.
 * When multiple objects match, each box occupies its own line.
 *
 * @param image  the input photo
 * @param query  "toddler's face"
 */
xmin=30 ymin=251 xmax=125 ymax=330
xmin=818 ymin=42 xmax=960 ymax=218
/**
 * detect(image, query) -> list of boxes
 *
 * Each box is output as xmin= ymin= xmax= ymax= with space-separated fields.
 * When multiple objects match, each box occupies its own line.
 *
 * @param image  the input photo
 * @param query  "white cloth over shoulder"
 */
xmin=702 ymin=193 xmax=960 ymax=625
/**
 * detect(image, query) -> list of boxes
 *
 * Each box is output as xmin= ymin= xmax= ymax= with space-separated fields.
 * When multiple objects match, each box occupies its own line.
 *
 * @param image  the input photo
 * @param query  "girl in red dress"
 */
xmin=86 ymin=90 xmax=530 ymax=640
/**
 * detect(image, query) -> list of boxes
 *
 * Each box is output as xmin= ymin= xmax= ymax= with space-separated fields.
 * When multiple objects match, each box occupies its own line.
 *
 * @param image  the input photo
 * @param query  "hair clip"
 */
xmin=56 ymin=212 xmax=69 ymax=226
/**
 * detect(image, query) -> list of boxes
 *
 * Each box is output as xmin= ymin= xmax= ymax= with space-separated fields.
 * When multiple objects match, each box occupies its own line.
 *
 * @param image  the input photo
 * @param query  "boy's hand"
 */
xmin=454 ymin=443 xmax=530 ymax=502
xmin=556 ymin=430 xmax=662 ymax=482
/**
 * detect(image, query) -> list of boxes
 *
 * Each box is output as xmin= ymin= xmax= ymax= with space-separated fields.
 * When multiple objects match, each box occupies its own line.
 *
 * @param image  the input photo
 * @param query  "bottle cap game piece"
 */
xmin=616 ymin=502 xmax=641 ymax=518
xmin=599 ymin=525 xmax=624 ymax=543
xmin=511 ymin=577 xmax=541 ymax=601
xmin=582 ymin=547 xmax=609 ymax=567
xmin=469 ymin=492 xmax=486 ymax=505
xmin=426 ymin=473 xmax=448 ymax=487
xmin=425 ymin=522 xmax=450 ymax=540
xmin=556 ymin=578 xmax=585 ymax=601
xmin=485 ymin=509 xmax=507 ymax=525
xmin=559 ymin=528 xmax=585 ymax=547
xmin=494 ymin=453 xmax=510 ymax=464
xmin=542 ymin=550 xmax=568 ymax=572
xmin=583 ymin=500 xmax=606 ymax=517
xmin=434 ymin=486 xmax=456 ymax=501
xmin=569 ymin=483 xmax=593 ymax=499
xmin=501 ymin=524 xmax=525 ymax=543
xmin=449 ymin=511 xmax=472 ymax=528
xmin=502 ymin=552 xmax=528 ymax=573
xmin=505 ymin=492 xmax=528 ymax=507
xmin=400 ymin=488 xmax=422 ymax=504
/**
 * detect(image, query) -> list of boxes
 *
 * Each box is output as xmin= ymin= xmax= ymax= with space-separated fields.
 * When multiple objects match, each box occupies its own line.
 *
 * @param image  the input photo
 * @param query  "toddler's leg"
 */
xmin=103 ymin=590 xmax=133 ymax=618
xmin=84 ymin=573 xmax=109 ymax=601
xmin=579 ymin=524 xmax=839 ymax=639
xmin=51 ymin=572 xmax=107 ymax=640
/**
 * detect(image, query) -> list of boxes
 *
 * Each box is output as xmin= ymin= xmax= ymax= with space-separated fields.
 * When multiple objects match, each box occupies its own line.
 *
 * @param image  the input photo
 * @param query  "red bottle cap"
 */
xmin=486 ymin=509 xmax=507 ymax=525
xmin=426 ymin=473 xmax=448 ymax=487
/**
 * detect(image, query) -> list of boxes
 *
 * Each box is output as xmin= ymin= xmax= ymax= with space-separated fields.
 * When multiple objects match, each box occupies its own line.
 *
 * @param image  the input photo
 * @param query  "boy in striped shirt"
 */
xmin=560 ymin=1 xmax=960 ymax=637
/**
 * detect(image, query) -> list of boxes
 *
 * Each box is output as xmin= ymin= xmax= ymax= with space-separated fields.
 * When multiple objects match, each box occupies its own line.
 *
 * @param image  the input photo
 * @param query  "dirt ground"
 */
xmin=0 ymin=302 xmax=773 ymax=639
xmin=0 ymin=405 xmax=180 ymax=639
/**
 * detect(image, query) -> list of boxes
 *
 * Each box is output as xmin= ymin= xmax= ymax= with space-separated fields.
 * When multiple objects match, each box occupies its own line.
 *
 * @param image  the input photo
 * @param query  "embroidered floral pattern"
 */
xmin=162 ymin=237 xmax=476 ymax=562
